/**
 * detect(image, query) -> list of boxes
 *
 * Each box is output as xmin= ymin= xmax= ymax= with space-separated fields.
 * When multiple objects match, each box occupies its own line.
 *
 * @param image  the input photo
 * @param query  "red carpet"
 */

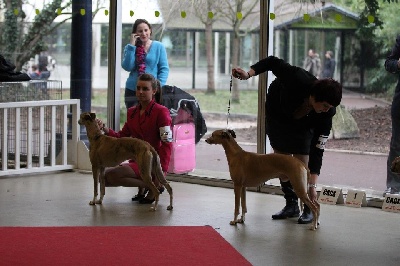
xmin=0 ymin=226 xmax=251 ymax=266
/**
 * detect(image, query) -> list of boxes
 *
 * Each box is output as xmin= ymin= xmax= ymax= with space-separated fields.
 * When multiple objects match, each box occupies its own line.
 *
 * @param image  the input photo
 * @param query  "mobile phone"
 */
xmin=135 ymin=36 xmax=142 ymax=46
xmin=130 ymin=34 xmax=136 ymax=45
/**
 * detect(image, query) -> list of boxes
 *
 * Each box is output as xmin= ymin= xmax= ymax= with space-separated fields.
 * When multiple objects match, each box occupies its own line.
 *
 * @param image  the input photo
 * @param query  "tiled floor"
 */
xmin=1 ymin=171 xmax=399 ymax=266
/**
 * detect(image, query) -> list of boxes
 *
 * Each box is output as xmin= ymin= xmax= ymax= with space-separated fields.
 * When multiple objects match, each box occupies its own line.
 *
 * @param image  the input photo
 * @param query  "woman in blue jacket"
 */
xmin=122 ymin=19 xmax=169 ymax=108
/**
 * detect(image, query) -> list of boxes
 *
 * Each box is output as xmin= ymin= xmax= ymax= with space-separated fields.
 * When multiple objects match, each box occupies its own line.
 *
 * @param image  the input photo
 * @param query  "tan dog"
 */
xmin=205 ymin=129 xmax=320 ymax=230
xmin=391 ymin=156 xmax=400 ymax=174
xmin=78 ymin=112 xmax=173 ymax=211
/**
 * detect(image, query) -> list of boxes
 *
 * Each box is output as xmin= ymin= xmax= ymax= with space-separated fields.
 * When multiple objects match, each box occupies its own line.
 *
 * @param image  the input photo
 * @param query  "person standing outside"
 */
xmin=384 ymin=35 xmax=400 ymax=195
xmin=303 ymin=49 xmax=320 ymax=78
xmin=96 ymin=73 xmax=172 ymax=203
xmin=322 ymin=51 xmax=336 ymax=79
xmin=232 ymin=56 xmax=342 ymax=224
xmin=122 ymin=19 xmax=169 ymax=109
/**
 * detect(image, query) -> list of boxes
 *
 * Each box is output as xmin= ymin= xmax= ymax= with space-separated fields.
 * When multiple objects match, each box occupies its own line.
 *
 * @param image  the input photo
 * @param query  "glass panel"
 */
xmin=2 ymin=0 xmax=398 ymax=195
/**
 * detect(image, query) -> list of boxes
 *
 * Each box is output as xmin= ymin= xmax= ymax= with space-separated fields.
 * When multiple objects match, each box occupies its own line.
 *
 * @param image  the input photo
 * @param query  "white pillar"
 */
xmin=92 ymin=23 xmax=101 ymax=78
xmin=289 ymin=29 xmax=294 ymax=65
xmin=186 ymin=32 xmax=191 ymax=68
xmin=274 ymin=30 xmax=280 ymax=57
xmin=225 ymin=32 xmax=230 ymax=74
xmin=214 ymin=32 xmax=219 ymax=81
xmin=334 ymin=35 xmax=341 ymax=80
xmin=195 ymin=32 xmax=200 ymax=69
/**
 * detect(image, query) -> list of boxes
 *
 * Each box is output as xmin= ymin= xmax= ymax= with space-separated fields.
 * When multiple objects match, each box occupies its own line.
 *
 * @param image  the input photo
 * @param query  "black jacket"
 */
xmin=322 ymin=58 xmax=336 ymax=78
xmin=385 ymin=35 xmax=400 ymax=131
xmin=251 ymin=56 xmax=336 ymax=175
xmin=161 ymin=85 xmax=207 ymax=144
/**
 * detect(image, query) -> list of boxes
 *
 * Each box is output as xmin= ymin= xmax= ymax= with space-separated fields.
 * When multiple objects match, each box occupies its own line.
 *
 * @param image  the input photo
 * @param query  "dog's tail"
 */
xmin=150 ymin=147 xmax=174 ymax=210
xmin=150 ymin=148 xmax=168 ymax=185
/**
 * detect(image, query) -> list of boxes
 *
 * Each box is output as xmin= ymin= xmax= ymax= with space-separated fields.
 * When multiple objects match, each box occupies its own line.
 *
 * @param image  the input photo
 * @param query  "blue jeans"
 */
xmin=386 ymin=92 xmax=400 ymax=190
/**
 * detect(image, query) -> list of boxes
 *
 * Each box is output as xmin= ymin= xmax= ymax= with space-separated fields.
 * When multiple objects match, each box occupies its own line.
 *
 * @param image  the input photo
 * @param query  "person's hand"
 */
xmin=95 ymin=118 xmax=108 ymax=134
xmin=231 ymin=68 xmax=249 ymax=80
xmin=130 ymin=33 xmax=140 ymax=45
xmin=308 ymin=187 xmax=318 ymax=203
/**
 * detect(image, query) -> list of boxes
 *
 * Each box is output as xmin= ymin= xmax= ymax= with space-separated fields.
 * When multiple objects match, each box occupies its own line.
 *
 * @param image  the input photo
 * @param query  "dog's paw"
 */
xmin=150 ymin=207 xmax=157 ymax=211
xmin=89 ymin=201 xmax=95 ymax=205
xmin=95 ymin=199 xmax=103 ymax=204
xmin=167 ymin=205 xmax=173 ymax=211
xmin=309 ymin=223 xmax=319 ymax=230
xmin=229 ymin=220 xmax=238 ymax=225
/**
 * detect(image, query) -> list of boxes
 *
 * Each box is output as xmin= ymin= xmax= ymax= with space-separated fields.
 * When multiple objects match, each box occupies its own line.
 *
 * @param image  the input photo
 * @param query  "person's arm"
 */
xmin=104 ymin=108 xmax=137 ymax=138
xmin=157 ymin=107 xmax=172 ymax=172
xmin=307 ymin=108 xmax=336 ymax=201
xmin=157 ymin=43 xmax=169 ymax=86
xmin=121 ymin=44 xmax=136 ymax=72
xmin=250 ymin=56 xmax=295 ymax=78
xmin=385 ymin=35 xmax=400 ymax=74
xmin=232 ymin=56 xmax=294 ymax=80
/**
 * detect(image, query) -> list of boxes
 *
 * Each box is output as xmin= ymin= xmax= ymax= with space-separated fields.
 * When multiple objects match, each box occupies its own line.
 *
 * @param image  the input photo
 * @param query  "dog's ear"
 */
xmin=82 ymin=112 xmax=91 ymax=121
xmin=221 ymin=131 xmax=230 ymax=139
xmin=90 ymin=113 xmax=96 ymax=120
xmin=228 ymin=129 xmax=236 ymax=138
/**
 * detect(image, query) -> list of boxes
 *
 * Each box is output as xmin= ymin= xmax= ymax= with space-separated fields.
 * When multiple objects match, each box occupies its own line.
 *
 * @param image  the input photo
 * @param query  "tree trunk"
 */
xmin=231 ymin=34 xmax=241 ymax=103
xmin=205 ymin=22 xmax=215 ymax=94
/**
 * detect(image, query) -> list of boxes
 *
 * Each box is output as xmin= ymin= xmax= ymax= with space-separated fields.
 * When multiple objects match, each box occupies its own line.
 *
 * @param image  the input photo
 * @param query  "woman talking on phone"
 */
xmin=122 ymin=18 xmax=170 ymax=109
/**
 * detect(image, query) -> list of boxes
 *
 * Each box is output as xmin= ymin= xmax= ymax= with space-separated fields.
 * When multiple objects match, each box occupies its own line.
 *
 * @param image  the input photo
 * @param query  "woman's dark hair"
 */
xmin=138 ymin=73 xmax=157 ymax=89
xmin=132 ymin=19 xmax=152 ymax=34
xmin=137 ymin=73 xmax=163 ymax=103
xmin=310 ymin=78 xmax=342 ymax=107
xmin=154 ymin=79 xmax=163 ymax=104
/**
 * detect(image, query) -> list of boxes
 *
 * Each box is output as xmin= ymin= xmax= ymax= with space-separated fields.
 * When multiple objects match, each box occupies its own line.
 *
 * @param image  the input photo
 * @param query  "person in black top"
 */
xmin=322 ymin=51 xmax=336 ymax=78
xmin=232 ymin=56 xmax=342 ymax=224
xmin=384 ymin=35 xmax=400 ymax=196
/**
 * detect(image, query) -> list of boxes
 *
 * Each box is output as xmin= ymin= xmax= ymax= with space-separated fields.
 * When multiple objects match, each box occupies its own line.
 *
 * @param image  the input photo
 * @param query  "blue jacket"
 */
xmin=122 ymin=41 xmax=169 ymax=91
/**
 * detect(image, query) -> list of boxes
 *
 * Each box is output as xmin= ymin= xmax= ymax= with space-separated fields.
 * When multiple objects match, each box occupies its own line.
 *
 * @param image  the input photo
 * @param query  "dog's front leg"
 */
xmin=238 ymin=186 xmax=247 ymax=224
xmin=311 ymin=200 xmax=321 ymax=230
xmin=230 ymin=185 xmax=242 ymax=225
xmin=90 ymin=167 xmax=99 ymax=205
xmin=96 ymin=167 xmax=106 ymax=204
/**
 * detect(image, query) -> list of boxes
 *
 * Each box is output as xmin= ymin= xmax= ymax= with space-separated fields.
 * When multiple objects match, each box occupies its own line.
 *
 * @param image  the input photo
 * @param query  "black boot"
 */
xmin=297 ymin=204 xmax=313 ymax=224
xmin=272 ymin=181 xmax=300 ymax=219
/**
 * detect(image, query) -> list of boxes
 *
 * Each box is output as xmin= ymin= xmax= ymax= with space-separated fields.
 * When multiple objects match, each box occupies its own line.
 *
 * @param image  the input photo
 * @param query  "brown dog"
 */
xmin=205 ymin=129 xmax=320 ymax=230
xmin=78 ymin=112 xmax=173 ymax=211
xmin=391 ymin=156 xmax=400 ymax=174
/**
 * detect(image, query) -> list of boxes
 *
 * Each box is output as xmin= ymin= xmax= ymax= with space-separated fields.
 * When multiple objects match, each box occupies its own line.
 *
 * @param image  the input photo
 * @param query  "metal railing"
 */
xmin=0 ymin=99 xmax=80 ymax=176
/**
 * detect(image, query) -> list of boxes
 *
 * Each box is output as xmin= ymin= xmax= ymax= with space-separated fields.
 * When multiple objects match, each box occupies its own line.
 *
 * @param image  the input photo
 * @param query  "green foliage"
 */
xmin=353 ymin=0 xmax=384 ymax=70
xmin=365 ymin=60 xmax=398 ymax=94
xmin=189 ymin=90 xmax=258 ymax=115
xmin=1 ymin=0 xmax=23 ymax=60
xmin=333 ymin=0 xmax=398 ymax=94
xmin=89 ymin=88 xmax=258 ymax=115
xmin=0 ymin=0 xmax=71 ymax=70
